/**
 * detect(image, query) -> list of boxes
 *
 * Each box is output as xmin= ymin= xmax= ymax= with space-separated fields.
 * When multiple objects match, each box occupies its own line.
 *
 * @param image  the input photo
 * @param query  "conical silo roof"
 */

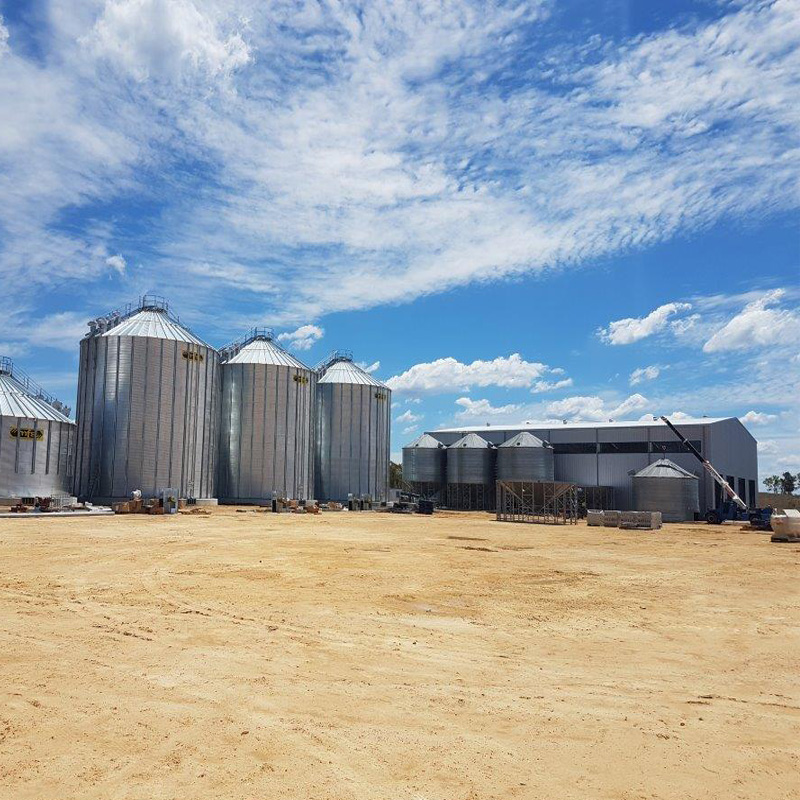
xmin=634 ymin=458 xmax=698 ymax=479
xmin=405 ymin=433 xmax=445 ymax=449
xmin=499 ymin=431 xmax=550 ymax=449
xmin=102 ymin=308 xmax=209 ymax=346
xmin=0 ymin=362 xmax=72 ymax=422
xmin=449 ymin=433 xmax=495 ymax=449
xmin=223 ymin=335 xmax=309 ymax=369
xmin=318 ymin=356 xmax=387 ymax=388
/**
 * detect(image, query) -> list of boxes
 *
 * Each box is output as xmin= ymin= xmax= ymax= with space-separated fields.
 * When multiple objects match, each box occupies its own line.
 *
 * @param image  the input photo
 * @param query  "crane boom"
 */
xmin=659 ymin=416 xmax=747 ymax=512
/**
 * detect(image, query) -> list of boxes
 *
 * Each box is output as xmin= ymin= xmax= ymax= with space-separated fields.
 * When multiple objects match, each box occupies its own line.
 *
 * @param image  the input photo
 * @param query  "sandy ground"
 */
xmin=0 ymin=508 xmax=798 ymax=800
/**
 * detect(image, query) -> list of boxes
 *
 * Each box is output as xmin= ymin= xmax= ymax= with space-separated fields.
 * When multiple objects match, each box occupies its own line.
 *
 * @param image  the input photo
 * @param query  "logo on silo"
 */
xmin=9 ymin=427 xmax=44 ymax=441
xmin=293 ymin=374 xmax=309 ymax=385
xmin=182 ymin=349 xmax=204 ymax=363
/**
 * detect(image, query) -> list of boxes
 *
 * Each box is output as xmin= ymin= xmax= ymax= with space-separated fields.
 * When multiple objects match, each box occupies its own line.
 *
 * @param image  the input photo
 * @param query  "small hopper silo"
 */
xmin=0 ymin=357 xmax=75 ymax=501
xmin=446 ymin=432 xmax=496 ymax=510
xmin=402 ymin=433 xmax=446 ymax=502
xmin=218 ymin=329 xmax=315 ymax=503
xmin=73 ymin=296 xmax=220 ymax=502
xmin=496 ymin=431 xmax=554 ymax=482
xmin=315 ymin=352 xmax=391 ymax=502
xmin=632 ymin=458 xmax=700 ymax=522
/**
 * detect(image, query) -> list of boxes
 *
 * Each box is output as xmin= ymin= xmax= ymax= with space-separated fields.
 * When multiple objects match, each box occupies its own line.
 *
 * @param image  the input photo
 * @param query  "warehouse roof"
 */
xmin=431 ymin=417 xmax=731 ymax=433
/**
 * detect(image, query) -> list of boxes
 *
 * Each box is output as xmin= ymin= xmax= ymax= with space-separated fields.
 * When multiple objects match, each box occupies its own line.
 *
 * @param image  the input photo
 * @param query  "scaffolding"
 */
xmin=446 ymin=482 xmax=494 ymax=511
xmin=495 ymin=480 xmax=578 ymax=525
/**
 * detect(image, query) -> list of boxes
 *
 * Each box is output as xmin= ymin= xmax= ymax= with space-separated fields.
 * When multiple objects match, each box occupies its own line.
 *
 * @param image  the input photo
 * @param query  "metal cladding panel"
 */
xmin=403 ymin=445 xmax=446 ymax=483
xmin=0 ymin=416 xmax=75 ymax=497
xmin=446 ymin=445 xmax=496 ymax=485
xmin=496 ymin=446 xmax=554 ymax=481
xmin=597 ymin=426 xmax=648 ymax=442
xmin=553 ymin=454 xmax=598 ymax=486
xmin=633 ymin=476 xmax=700 ymax=521
xmin=74 ymin=331 xmax=219 ymax=501
xmin=597 ymin=453 xmax=649 ymax=509
xmin=218 ymin=361 xmax=314 ymax=502
xmin=547 ymin=428 xmax=597 ymax=444
xmin=314 ymin=377 xmax=390 ymax=502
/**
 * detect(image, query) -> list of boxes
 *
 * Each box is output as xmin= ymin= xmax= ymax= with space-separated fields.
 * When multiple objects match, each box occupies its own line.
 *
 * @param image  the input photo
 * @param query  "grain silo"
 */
xmin=632 ymin=458 xmax=700 ymax=522
xmin=73 ymin=296 xmax=219 ymax=502
xmin=496 ymin=432 xmax=554 ymax=481
xmin=0 ymin=357 xmax=75 ymax=501
xmin=446 ymin=433 xmax=496 ymax=510
xmin=315 ymin=352 xmax=391 ymax=502
xmin=217 ymin=330 xmax=315 ymax=503
xmin=402 ymin=433 xmax=446 ymax=502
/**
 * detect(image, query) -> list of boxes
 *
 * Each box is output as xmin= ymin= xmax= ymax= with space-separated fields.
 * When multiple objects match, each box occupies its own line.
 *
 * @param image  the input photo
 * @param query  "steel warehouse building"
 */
xmin=424 ymin=417 xmax=757 ymax=513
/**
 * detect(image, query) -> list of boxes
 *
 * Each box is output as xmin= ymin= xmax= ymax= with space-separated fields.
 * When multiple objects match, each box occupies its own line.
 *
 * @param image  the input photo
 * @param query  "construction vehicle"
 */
xmin=660 ymin=416 xmax=772 ymax=529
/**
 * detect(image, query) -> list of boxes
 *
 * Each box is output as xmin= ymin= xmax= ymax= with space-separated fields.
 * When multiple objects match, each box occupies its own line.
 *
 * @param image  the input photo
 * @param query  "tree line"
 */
xmin=763 ymin=472 xmax=799 ymax=495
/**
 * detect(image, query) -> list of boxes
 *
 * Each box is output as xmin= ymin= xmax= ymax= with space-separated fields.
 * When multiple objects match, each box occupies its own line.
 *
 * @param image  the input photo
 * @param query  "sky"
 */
xmin=0 ymin=0 xmax=798 ymax=483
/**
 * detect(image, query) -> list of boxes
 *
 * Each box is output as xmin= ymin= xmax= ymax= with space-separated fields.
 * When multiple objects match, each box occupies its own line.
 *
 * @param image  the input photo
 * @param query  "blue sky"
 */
xmin=0 ymin=0 xmax=798 ymax=481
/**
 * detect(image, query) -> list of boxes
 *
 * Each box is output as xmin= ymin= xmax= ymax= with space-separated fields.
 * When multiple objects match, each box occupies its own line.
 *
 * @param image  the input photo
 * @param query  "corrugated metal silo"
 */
xmin=73 ymin=296 xmax=219 ymax=501
xmin=446 ymin=433 xmax=496 ymax=510
xmin=402 ymin=433 xmax=446 ymax=501
xmin=496 ymin=431 xmax=554 ymax=481
xmin=632 ymin=458 xmax=700 ymax=522
xmin=315 ymin=352 xmax=391 ymax=502
xmin=0 ymin=357 xmax=75 ymax=500
xmin=218 ymin=330 xmax=315 ymax=502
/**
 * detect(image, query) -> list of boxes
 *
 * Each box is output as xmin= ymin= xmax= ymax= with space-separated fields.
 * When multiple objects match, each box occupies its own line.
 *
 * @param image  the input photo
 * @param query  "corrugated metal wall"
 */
xmin=74 ymin=334 xmax=219 ymax=500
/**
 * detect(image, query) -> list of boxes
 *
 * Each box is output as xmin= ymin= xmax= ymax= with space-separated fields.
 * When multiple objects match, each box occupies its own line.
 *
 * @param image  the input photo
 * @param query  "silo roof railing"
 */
xmin=0 ymin=357 xmax=72 ymax=421
xmin=315 ymin=350 xmax=354 ymax=373
xmin=86 ymin=295 xmax=210 ymax=347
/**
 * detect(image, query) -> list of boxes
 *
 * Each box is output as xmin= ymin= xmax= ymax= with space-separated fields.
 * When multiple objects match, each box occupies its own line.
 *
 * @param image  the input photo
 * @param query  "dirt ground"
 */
xmin=1 ymin=508 xmax=798 ymax=800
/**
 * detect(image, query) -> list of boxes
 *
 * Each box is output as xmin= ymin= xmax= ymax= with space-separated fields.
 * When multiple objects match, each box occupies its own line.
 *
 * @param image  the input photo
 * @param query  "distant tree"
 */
xmin=389 ymin=461 xmax=403 ymax=489
xmin=763 ymin=476 xmax=778 ymax=493
xmin=780 ymin=471 xmax=797 ymax=495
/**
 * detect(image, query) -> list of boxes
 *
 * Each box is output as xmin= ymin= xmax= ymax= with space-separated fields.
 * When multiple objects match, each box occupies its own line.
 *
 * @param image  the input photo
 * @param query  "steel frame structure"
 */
xmin=496 ymin=480 xmax=578 ymax=525
xmin=446 ymin=482 xmax=494 ymax=511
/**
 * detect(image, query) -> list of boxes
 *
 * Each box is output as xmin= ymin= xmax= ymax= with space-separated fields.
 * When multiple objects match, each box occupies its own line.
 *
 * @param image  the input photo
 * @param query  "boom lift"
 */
xmin=660 ymin=416 xmax=772 ymax=528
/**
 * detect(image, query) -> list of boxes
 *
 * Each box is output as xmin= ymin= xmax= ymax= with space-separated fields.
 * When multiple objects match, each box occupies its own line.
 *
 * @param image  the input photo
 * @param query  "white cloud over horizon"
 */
xmin=630 ymin=365 xmax=661 ymax=385
xmin=387 ymin=354 xmax=559 ymax=394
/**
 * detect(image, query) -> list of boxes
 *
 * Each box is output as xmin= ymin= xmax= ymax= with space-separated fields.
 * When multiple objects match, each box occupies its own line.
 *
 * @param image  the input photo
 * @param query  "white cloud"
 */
xmin=599 ymin=303 xmax=692 ymax=345
xmin=395 ymin=409 xmax=421 ymax=425
xmin=84 ymin=0 xmax=250 ymax=82
xmin=741 ymin=410 xmax=778 ymax=425
xmin=531 ymin=378 xmax=573 ymax=394
xmin=276 ymin=324 xmax=324 ymax=351
xmin=454 ymin=397 xmax=522 ymax=421
xmin=401 ymin=424 xmax=419 ymax=436
xmin=703 ymin=289 xmax=800 ymax=353
xmin=0 ymin=16 xmax=8 ymax=59
xmin=758 ymin=440 xmax=779 ymax=455
xmin=0 ymin=0 xmax=798 ymax=329
xmin=629 ymin=365 xmax=660 ymax=385
xmin=358 ymin=360 xmax=380 ymax=374
xmin=545 ymin=393 xmax=649 ymax=422
xmin=25 ymin=312 xmax=89 ymax=352
xmin=105 ymin=254 xmax=126 ymax=274
xmin=387 ymin=354 xmax=554 ymax=394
